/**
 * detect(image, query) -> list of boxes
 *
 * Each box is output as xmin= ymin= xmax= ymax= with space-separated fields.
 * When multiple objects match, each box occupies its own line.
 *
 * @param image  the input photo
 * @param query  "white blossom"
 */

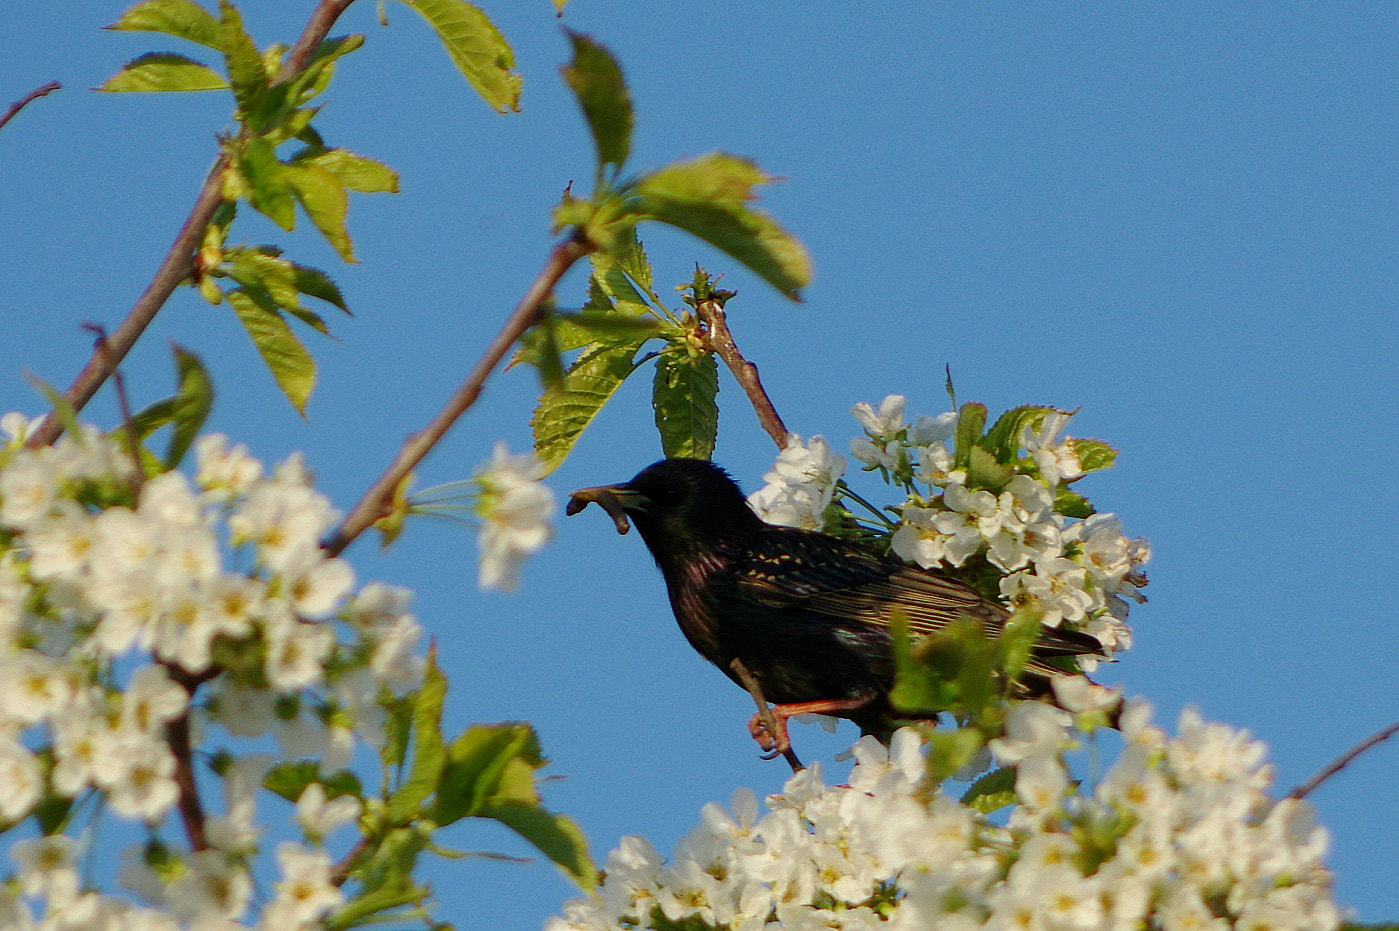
xmin=474 ymin=442 xmax=554 ymax=591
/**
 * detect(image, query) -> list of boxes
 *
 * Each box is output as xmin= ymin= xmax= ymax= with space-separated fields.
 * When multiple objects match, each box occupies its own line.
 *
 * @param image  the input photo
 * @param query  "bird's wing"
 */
xmin=734 ymin=528 xmax=1101 ymax=658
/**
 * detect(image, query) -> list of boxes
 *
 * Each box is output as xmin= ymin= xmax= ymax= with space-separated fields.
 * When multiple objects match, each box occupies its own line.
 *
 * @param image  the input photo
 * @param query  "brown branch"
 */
xmin=1288 ymin=718 xmax=1399 ymax=801
xmin=27 ymin=0 xmax=361 ymax=449
xmin=0 ymin=81 xmax=60 ymax=134
xmin=695 ymin=299 xmax=789 ymax=450
xmin=729 ymin=658 xmax=803 ymax=773
xmin=322 ymin=233 xmax=593 ymax=556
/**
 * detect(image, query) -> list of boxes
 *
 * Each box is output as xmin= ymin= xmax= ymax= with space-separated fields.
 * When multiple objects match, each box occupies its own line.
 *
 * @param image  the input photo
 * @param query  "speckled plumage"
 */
xmin=570 ymin=458 xmax=1104 ymax=751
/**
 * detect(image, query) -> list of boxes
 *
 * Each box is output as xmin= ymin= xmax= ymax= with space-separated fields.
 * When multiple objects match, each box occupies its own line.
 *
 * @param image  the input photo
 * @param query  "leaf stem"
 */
xmin=323 ymin=233 xmax=593 ymax=555
xmin=694 ymin=298 xmax=789 ymax=450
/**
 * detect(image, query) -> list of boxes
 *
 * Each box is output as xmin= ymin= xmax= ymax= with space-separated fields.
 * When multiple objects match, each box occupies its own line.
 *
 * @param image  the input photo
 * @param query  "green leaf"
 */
xmin=262 ymin=761 xmax=362 ymax=805
xmin=284 ymin=162 xmax=354 ymax=260
xmin=562 ymin=30 xmax=632 ymax=172
xmin=227 ymin=290 xmax=316 ymax=415
xmin=479 ymin=798 xmax=596 ymax=889
xmin=165 ymin=345 xmax=213 ymax=469
xmin=106 ymin=0 xmax=223 ymax=48
xmin=531 ymin=339 xmax=647 ymax=472
xmin=982 ymin=405 xmax=1051 ymax=463
xmin=292 ymin=263 xmax=350 ymax=313
xmin=396 ymin=0 xmax=521 ymax=113
xmin=434 ymin=723 xmax=537 ymax=825
xmin=1072 ymin=437 xmax=1117 ymax=474
xmin=282 ymin=33 xmax=365 ymax=107
xmin=238 ymin=136 xmax=295 ymax=229
xmin=926 ymin=726 xmax=987 ymax=785
xmin=631 ymin=153 xmax=811 ymax=300
xmin=28 ymin=378 xmax=83 ymax=446
xmin=387 ymin=653 xmax=448 ymax=823
xmin=961 ymin=766 xmax=1017 ymax=814
xmin=652 ymin=348 xmax=719 ymax=460
xmin=966 ymin=445 xmax=1013 ymax=492
xmin=995 ymin=605 xmax=1042 ymax=687
xmin=290 ymin=147 xmax=400 ymax=193
xmin=218 ymin=1 xmax=269 ymax=119
xmin=1053 ymin=485 xmax=1094 ymax=520
xmin=952 ymin=401 xmax=987 ymax=469
xmin=98 ymin=52 xmax=229 ymax=92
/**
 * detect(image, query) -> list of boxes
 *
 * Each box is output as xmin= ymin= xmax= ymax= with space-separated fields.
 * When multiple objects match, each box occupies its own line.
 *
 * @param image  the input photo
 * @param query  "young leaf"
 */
xmin=227 ymin=290 xmax=316 ymax=415
xmin=960 ymin=765 xmax=1017 ymax=814
xmin=1072 ymin=437 xmax=1118 ymax=474
xmin=982 ymin=405 xmax=1051 ymax=463
xmin=292 ymin=263 xmax=350 ymax=313
xmin=290 ymin=147 xmax=400 ymax=193
xmin=952 ymin=401 xmax=988 ymax=469
xmin=561 ymin=30 xmax=632 ymax=173
xmin=237 ymin=137 xmax=295 ymax=229
xmin=283 ymin=162 xmax=354 ymax=260
xmin=531 ymin=339 xmax=647 ymax=472
xmin=434 ymin=723 xmax=537 ymax=825
xmin=98 ymin=53 xmax=229 ymax=92
xmin=652 ymin=348 xmax=719 ymax=461
xmin=631 ymin=153 xmax=811 ymax=300
xmin=165 ymin=345 xmax=213 ymax=469
xmin=395 ymin=0 xmax=521 ymax=113
xmin=218 ymin=1 xmax=269 ymax=119
xmin=106 ymin=0 xmax=223 ymax=49
xmin=478 ymin=795 xmax=596 ymax=890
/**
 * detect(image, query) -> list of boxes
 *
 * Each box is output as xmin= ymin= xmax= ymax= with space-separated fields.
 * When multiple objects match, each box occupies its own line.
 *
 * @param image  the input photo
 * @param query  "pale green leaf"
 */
xmin=284 ymin=162 xmax=353 ymax=260
xmin=396 ymin=0 xmax=520 ymax=113
xmin=291 ymin=147 xmax=400 ymax=193
xmin=631 ymin=153 xmax=811 ymax=300
xmin=218 ymin=0 xmax=268 ymax=118
xmin=531 ymin=339 xmax=646 ymax=472
xmin=961 ymin=766 xmax=1017 ymax=814
xmin=652 ymin=349 xmax=719 ymax=460
xmin=227 ymin=290 xmax=315 ymax=415
xmin=237 ymin=137 xmax=295 ymax=229
xmin=1072 ymin=437 xmax=1118 ymax=473
xmin=387 ymin=653 xmax=447 ymax=823
xmin=98 ymin=53 xmax=229 ymax=92
xmin=434 ymin=724 xmax=537 ymax=825
xmin=562 ymin=30 xmax=631 ymax=172
xmin=479 ymin=799 xmax=596 ymax=889
xmin=106 ymin=0 xmax=222 ymax=49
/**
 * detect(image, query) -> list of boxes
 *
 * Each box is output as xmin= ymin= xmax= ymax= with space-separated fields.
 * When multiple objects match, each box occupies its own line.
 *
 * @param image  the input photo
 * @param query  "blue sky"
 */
xmin=1 ymin=1 xmax=1396 ymax=927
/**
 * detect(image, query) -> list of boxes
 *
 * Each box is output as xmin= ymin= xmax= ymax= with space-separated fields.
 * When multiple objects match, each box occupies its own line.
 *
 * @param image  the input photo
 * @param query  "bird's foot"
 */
xmin=747 ymin=697 xmax=876 ymax=759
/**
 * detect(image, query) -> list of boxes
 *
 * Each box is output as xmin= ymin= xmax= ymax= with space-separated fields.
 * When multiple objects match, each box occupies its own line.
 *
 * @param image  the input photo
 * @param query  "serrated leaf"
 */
xmin=218 ymin=1 xmax=268 ymax=118
xmin=227 ymin=290 xmax=315 ymax=415
xmin=479 ymin=798 xmax=596 ymax=889
xmin=106 ymin=0 xmax=222 ymax=48
xmin=960 ymin=766 xmax=1017 ymax=813
xmin=1072 ymin=438 xmax=1117 ymax=473
xmin=292 ymin=263 xmax=349 ymax=312
xmin=387 ymin=653 xmax=447 ymax=823
xmin=532 ymin=339 xmax=646 ymax=472
xmin=284 ymin=162 xmax=354 ymax=260
xmin=562 ymin=30 xmax=631 ymax=172
xmin=397 ymin=0 xmax=521 ymax=112
xmin=590 ymin=248 xmax=653 ymax=313
xmin=98 ymin=52 xmax=229 ymax=92
xmin=982 ymin=405 xmax=1052 ymax=463
xmin=238 ymin=137 xmax=295 ymax=229
xmin=290 ymin=147 xmax=399 ymax=193
xmin=613 ymin=228 xmax=652 ymax=293
xmin=631 ymin=153 xmax=811 ymax=300
xmin=1053 ymin=486 xmax=1094 ymax=520
xmin=652 ymin=349 xmax=718 ymax=460
xmin=165 ymin=345 xmax=212 ymax=468
xmin=283 ymin=33 xmax=365 ymax=107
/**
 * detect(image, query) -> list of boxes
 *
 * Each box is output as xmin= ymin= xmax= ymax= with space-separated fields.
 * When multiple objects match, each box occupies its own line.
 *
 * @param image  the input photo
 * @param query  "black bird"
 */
xmin=568 ymin=458 xmax=1105 ymax=755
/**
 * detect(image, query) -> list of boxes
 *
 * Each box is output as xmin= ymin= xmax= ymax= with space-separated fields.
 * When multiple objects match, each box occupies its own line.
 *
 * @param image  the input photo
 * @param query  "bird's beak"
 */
xmin=566 ymin=483 xmax=649 ymax=535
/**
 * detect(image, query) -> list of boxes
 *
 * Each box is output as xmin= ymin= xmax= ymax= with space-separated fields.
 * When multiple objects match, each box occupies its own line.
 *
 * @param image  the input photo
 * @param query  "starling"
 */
xmin=568 ymin=458 xmax=1105 ymax=755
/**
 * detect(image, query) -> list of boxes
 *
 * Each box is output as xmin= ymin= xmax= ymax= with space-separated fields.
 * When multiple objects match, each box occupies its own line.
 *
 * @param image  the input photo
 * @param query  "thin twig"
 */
xmin=27 ymin=0 xmax=360 ymax=449
xmin=82 ymin=324 xmax=145 ymax=492
xmin=0 ymin=81 xmax=60 ymax=134
xmin=1288 ymin=718 xmax=1399 ymax=800
xmin=729 ymin=658 xmax=804 ymax=773
xmin=323 ymin=233 xmax=593 ymax=556
xmin=330 ymin=834 xmax=372 ymax=887
xmin=695 ymin=298 xmax=789 ymax=450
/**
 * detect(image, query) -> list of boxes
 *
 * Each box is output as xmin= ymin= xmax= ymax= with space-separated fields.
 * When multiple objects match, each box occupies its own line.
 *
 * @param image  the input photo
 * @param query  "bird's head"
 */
xmin=567 ymin=458 xmax=764 ymax=559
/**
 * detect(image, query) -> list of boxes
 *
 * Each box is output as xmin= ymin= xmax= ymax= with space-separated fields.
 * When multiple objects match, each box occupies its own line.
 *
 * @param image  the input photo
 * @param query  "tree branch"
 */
xmin=27 ymin=0 xmax=361 ymax=449
xmin=695 ymin=298 xmax=790 ymax=450
xmin=0 ymin=81 xmax=60 ymax=134
xmin=1288 ymin=718 xmax=1399 ymax=801
xmin=323 ymin=233 xmax=593 ymax=556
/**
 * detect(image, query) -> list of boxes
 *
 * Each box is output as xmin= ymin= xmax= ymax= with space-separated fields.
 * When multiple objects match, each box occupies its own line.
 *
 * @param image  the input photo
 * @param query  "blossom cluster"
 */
xmin=549 ymin=705 xmax=1339 ymax=931
xmin=0 ymin=417 xmax=421 ymax=930
xmin=747 ymin=396 xmax=1150 ymax=660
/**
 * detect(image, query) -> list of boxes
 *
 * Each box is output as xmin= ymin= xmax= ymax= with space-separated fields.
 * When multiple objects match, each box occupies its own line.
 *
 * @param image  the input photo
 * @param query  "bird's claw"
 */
xmin=748 ymin=710 xmax=790 ymax=758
